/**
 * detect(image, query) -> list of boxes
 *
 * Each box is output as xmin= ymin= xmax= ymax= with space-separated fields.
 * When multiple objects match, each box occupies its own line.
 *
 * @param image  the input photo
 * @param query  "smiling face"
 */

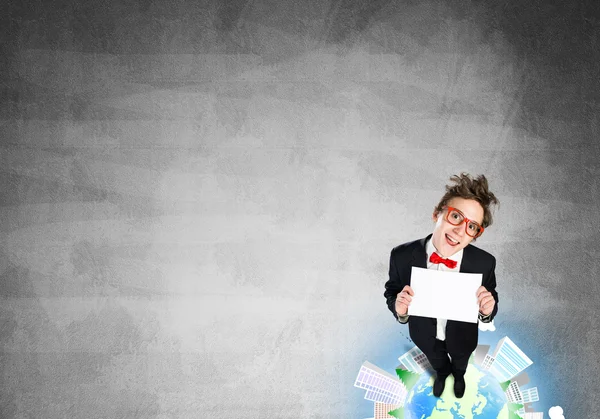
xmin=431 ymin=197 xmax=485 ymax=257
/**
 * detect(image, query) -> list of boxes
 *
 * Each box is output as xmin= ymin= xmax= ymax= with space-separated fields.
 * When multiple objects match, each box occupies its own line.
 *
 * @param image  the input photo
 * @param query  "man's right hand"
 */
xmin=395 ymin=285 xmax=414 ymax=316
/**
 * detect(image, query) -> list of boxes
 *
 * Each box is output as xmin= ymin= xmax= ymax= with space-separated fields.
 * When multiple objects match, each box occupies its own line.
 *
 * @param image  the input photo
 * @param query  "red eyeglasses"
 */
xmin=444 ymin=206 xmax=484 ymax=238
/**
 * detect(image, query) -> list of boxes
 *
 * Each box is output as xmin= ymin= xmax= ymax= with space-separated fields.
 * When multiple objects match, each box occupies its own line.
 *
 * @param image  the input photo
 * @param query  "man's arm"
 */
xmin=384 ymin=248 xmax=410 ymax=324
xmin=477 ymin=255 xmax=499 ymax=323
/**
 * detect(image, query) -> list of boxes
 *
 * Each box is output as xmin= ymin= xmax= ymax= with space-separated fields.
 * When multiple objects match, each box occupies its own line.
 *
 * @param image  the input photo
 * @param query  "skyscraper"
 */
xmin=488 ymin=336 xmax=533 ymax=382
xmin=398 ymin=346 xmax=433 ymax=374
xmin=512 ymin=371 xmax=530 ymax=387
xmin=354 ymin=361 xmax=407 ymax=405
xmin=474 ymin=344 xmax=491 ymax=366
xmin=522 ymin=387 xmax=540 ymax=403
xmin=505 ymin=381 xmax=523 ymax=404
xmin=481 ymin=354 xmax=495 ymax=370
xmin=374 ymin=402 xmax=401 ymax=419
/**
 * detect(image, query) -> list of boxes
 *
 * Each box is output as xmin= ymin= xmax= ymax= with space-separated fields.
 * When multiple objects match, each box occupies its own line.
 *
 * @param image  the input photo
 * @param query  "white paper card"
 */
xmin=407 ymin=267 xmax=482 ymax=323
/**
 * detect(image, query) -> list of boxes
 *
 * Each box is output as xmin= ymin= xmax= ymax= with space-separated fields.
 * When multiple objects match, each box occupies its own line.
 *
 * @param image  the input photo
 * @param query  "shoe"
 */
xmin=433 ymin=375 xmax=447 ymax=397
xmin=454 ymin=376 xmax=465 ymax=398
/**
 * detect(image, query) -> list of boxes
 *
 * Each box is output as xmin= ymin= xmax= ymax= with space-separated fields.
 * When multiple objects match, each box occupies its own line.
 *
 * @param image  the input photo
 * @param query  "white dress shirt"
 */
xmin=425 ymin=238 xmax=463 ymax=341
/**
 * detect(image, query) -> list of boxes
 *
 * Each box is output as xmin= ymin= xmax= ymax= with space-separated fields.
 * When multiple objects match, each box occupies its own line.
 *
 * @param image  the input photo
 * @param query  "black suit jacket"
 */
xmin=384 ymin=234 xmax=499 ymax=356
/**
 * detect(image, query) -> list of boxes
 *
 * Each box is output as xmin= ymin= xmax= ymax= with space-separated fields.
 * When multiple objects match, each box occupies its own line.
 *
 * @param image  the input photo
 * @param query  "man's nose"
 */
xmin=452 ymin=224 xmax=465 ymax=236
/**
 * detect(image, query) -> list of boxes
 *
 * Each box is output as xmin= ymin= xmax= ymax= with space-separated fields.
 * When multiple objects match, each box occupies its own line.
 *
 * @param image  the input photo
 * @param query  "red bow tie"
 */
xmin=429 ymin=253 xmax=457 ymax=269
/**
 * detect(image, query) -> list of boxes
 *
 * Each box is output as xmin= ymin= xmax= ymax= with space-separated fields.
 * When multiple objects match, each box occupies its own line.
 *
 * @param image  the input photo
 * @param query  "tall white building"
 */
xmin=505 ymin=381 xmax=526 ymax=416
xmin=354 ymin=361 xmax=407 ymax=405
xmin=522 ymin=387 xmax=540 ymax=403
xmin=505 ymin=381 xmax=523 ymax=404
xmin=398 ymin=346 xmax=433 ymax=374
xmin=488 ymin=336 xmax=533 ymax=382
xmin=481 ymin=354 xmax=495 ymax=370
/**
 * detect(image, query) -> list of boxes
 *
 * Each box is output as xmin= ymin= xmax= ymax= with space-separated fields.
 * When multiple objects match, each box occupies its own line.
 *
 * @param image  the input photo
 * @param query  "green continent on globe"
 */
xmin=402 ymin=364 xmax=509 ymax=419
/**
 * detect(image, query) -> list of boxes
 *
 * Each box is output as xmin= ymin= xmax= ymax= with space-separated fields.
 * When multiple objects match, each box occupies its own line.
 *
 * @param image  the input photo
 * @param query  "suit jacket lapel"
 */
xmin=410 ymin=234 xmax=431 ymax=269
xmin=459 ymin=244 xmax=475 ymax=273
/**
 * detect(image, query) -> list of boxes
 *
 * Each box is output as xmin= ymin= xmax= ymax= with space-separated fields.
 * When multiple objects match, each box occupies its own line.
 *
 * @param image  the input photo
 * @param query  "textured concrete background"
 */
xmin=1 ymin=0 xmax=599 ymax=418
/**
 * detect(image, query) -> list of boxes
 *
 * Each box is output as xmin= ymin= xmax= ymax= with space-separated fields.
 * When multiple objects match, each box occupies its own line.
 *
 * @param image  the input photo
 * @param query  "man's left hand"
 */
xmin=476 ymin=286 xmax=495 ymax=316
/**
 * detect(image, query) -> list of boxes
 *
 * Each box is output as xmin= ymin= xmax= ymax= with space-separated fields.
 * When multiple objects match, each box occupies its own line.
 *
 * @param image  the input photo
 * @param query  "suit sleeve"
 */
xmin=481 ymin=255 xmax=499 ymax=322
xmin=384 ymin=249 xmax=409 ymax=323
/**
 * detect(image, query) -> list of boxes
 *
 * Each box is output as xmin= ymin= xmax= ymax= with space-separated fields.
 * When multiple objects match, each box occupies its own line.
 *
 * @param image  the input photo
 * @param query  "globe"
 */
xmin=403 ymin=364 xmax=509 ymax=419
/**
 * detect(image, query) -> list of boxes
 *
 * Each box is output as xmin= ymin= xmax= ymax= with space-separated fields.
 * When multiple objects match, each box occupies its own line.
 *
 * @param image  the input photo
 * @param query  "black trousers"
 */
xmin=424 ymin=339 xmax=471 ymax=378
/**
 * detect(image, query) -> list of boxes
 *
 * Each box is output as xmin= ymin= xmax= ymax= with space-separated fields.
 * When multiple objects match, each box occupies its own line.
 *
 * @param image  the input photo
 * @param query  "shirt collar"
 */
xmin=426 ymin=237 xmax=464 ymax=262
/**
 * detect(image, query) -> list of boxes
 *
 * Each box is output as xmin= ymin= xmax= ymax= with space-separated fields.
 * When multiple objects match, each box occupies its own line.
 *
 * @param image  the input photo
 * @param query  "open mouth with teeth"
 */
xmin=445 ymin=234 xmax=460 ymax=246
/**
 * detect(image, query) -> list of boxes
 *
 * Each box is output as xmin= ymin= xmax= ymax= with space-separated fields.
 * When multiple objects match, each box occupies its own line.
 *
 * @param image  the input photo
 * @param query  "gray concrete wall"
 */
xmin=1 ymin=1 xmax=598 ymax=417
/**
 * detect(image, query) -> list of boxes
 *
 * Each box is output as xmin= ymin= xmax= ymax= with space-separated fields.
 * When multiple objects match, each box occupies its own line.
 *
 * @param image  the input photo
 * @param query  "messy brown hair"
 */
xmin=434 ymin=173 xmax=499 ymax=229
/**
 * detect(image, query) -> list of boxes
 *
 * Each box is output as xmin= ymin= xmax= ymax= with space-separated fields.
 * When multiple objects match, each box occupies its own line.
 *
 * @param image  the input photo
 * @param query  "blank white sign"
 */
xmin=407 ymin=267 xmax=482 ymax=323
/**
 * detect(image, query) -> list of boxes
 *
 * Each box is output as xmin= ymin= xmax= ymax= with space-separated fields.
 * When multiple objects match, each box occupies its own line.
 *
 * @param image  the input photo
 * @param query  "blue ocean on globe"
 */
xmin=403 ymin=364 xmax=509 ymax=419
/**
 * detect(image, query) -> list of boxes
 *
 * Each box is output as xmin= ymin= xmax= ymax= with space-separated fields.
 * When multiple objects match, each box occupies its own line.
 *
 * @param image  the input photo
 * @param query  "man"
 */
xmin=384 ymin=173 xmax=499 ymax=399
